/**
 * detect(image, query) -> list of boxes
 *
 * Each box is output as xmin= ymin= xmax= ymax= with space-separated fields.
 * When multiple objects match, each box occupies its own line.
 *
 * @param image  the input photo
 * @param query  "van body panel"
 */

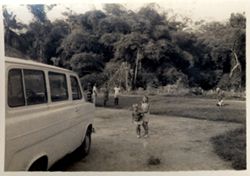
xmin=5 ymin=57 xmax=94 ymax=171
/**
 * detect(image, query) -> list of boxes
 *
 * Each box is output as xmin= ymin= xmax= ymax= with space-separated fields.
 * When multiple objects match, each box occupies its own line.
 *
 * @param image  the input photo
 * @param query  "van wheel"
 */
xmin=83 ymin=131 xmax=91 ymax=156
xmin=75 ymin=130 xmax=91 ymax=159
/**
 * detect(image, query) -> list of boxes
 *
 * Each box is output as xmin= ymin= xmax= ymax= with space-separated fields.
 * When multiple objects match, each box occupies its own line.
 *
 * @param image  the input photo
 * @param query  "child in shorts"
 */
xmin=132 ymin=104 xmax=144 ymax=138
xmin=141 ymin=95 xmax=150 ymax=137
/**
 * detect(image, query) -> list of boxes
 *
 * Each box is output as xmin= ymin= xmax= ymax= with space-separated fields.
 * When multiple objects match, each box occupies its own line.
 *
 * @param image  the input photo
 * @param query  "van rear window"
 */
xmin=49 ymin=72 xmax=68 ymax=102
xmin=8 ymin=69 xmax=25 ymax=107
xmin=24 ymin=70 xmax=47 ymax=105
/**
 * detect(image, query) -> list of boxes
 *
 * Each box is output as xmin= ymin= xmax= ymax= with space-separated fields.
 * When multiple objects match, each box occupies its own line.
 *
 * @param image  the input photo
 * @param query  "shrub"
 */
xmin=80 ymin=73 xmax=108 ymax=90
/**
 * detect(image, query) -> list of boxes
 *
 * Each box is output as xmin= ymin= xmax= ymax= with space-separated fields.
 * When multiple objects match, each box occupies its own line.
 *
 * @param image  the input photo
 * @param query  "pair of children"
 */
xmin=132 ymin=96 xmax=150 ymax=138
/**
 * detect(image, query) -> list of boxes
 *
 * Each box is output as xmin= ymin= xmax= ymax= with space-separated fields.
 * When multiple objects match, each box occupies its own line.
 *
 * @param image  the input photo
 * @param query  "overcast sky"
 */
xmin=4 ymin=0 xmax=246 ymax=25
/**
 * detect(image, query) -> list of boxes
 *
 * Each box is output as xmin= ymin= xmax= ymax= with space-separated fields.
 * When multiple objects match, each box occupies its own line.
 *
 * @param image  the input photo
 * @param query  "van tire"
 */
xmin=83 ymin=130 xmax=91 ymax=156
xmin=75 ymin=129 xmax=91 ymax=159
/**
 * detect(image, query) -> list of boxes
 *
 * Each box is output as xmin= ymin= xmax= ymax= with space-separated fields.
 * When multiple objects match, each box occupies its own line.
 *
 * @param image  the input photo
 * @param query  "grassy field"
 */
xmin=211 ymin=127 xmax=246 ymax=170
xmin=95 ymin=94 xmax=246 ymax=170
xmin=96 ymin=94 xmax=245 ymax=123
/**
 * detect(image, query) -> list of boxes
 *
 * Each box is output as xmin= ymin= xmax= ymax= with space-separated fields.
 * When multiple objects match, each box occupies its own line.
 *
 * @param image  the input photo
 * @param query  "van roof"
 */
xmin=5 ymin=56 xmax=75 ymax=74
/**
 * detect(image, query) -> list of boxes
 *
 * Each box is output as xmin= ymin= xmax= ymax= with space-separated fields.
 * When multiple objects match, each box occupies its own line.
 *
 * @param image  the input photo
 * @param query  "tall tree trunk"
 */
xmin=133 ymin=50 xmax=139 ymax=88
xmin=133 ymin=48 xmax=142 ymax=89
xmin=229 ymin=49 xmax=242 ymax=89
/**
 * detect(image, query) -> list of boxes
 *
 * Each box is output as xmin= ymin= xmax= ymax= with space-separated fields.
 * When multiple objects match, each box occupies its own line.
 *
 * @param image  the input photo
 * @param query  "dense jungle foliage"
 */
xmin=3 ymin=4 xmax=246 ymax=91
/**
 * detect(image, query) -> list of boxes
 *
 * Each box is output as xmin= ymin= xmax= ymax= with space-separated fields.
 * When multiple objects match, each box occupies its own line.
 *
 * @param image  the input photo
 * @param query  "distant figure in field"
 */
xmin=216 ymin=87 xmax=224 ymax=107
xmin=86 ymin=83 xmax=93 ymax=102
xmin=141 ymin=95 xmax=150 ymax=138
xmin=132 ymin=104 xmax=144 ymax=138
xmin=92 ymin=83 xmax=98 ymax=105
xmin=114 ymin=85 xmax=121 ymax=105
xmin=103 ymin=83 xmax=109 ymax=106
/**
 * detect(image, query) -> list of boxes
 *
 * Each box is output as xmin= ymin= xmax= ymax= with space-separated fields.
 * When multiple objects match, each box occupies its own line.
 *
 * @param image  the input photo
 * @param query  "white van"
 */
xmin=5 ymin=57 xmax=94 ymax=171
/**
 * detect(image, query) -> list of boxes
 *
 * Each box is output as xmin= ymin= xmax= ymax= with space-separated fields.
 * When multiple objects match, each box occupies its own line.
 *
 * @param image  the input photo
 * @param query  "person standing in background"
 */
xmin=141 ymin=95 xmax=150 ymax=138
xmin=114 ymin=84 xmax=121 ymax=105
xmin=216 ymin=87 xmax=224 ymax=107
xmin=92 ymin=83 xmax=98 ymax=106
xmin=132 ymin=104 xmax=144 ymax=138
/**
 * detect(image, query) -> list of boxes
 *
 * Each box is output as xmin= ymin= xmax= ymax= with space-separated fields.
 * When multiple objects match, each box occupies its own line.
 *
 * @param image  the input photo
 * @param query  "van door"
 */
xmin=69 ymin=75 xmax=91 ymax=144
xmin=46 ymin=72 xmax=77 ymax=159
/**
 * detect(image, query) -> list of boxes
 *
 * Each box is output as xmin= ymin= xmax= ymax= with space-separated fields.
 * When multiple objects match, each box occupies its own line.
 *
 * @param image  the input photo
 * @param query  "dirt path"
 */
xmin=65 ymin=108 xmax=242 ymax=171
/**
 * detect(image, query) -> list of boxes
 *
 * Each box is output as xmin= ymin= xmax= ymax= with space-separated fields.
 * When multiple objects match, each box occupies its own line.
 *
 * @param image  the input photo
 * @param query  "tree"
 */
xmin=43 ymin=20 xmax=70 ymax=64
xmin=3 ymin=4 xmax=245 ymax=91
xmin=58 ymin=30 xmax=103 ymax=68
xmin=228 ymin=13 xmax=246 ymax=89
xmin=70 ymin=52 xmax=104 ymax=77
xmin=27 ymin=4 xmax=48 ymax=23
xmin=195 ymin=13 xmax=246 ymax=90
xmin=103 ymin=4 xmax=127 ymax=16
xmin=23 ymin=4 xmax=58 ymax=63
xmin=24 ymin=21 xmax=52 ymax=62
xmin=99 ymin=32 xmax=122 ymax=61
xmin=3 ymin=6 xmax=27 ymax=56
xmin=114 ymin=32 xmax=149 ymax=89
xmin=138 ymin=4 xmax=165 ymax=27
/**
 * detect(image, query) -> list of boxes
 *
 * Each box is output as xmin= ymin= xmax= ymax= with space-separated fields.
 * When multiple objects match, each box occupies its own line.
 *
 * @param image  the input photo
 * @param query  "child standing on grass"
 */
xmin=141 ymin=95 xmax=150 ymax=138
xmin=132 ymin=104 xmax=144 ymax=138
xmin=114 ymin=85 xmax=121 ymax=105
xmin=216 ymin=87 xmax=224 ymax=107
xmin=92 ymin=83 xmax=98 ymax=106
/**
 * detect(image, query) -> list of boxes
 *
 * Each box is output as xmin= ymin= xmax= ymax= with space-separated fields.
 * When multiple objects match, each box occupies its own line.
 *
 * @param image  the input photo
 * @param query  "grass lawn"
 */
xmin=96 ymin=95 xmax=245 ymax=123
xmin=95 ymin=94 xmax=246 ymax=170
xmin=211 ymin=127 xmax=246 ymax=170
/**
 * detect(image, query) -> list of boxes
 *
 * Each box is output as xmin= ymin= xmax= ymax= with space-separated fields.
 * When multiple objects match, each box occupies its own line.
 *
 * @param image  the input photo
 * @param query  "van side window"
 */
xmin=8 ymin=69 xmax=25 ymax=107
xmin=24 ymin=69 xmax=47 ymax=105
xmin=70 ymin=76 xmax=82 ymax=100
xmin=49 ymin=72 xmax=68 ymax=102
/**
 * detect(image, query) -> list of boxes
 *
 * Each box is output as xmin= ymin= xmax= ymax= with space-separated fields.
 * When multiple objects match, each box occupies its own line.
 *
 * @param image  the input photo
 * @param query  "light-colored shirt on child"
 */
xmin=114 ymin=87 xmax=120 ymax=98
xmin=141 ymin=102 xmax=149 ymax=113
xmin=141 ymin=102 xmax=150 ymax=122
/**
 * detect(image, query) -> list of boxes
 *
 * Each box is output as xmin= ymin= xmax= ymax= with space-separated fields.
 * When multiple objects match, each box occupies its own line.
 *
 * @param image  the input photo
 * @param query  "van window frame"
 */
xmin=48 ymin=71 xmax=69 ymax=102
xmin=23 ymin=69 xmax=48 ymax=105
xmin=70 ymin=75 xmax=83 ymax=101
xmin=8 ymin=68 xmax=25 ymax=108
xmin=8 ymin=68 xmax=48 ymax=108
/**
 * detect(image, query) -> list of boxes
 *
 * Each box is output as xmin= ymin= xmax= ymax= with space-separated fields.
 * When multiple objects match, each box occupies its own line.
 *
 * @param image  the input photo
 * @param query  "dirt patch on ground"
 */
xmin=64 ymin=108 xmax=242 ymax=171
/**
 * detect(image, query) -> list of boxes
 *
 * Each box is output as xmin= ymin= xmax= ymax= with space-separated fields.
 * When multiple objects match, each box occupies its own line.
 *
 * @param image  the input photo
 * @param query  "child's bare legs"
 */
xmin=136 ymin=124 xmax=141 ymax=138
xmin=114 ymin=97 xmax=119 ymax=105
xmin=143 ymin=121 xmax=149 ymax=137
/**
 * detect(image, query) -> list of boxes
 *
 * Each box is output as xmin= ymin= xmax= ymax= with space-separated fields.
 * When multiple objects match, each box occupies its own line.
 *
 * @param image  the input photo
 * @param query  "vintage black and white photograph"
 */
xmin=2 ymin=0 xmax=246 ymax=172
